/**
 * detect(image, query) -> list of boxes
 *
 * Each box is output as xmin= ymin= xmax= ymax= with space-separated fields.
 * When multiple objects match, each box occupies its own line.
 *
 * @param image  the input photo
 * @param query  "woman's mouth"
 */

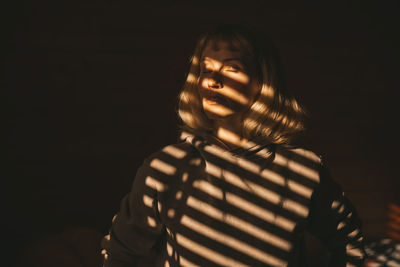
xmin=204 ymin=93 xmax=229 ymax=105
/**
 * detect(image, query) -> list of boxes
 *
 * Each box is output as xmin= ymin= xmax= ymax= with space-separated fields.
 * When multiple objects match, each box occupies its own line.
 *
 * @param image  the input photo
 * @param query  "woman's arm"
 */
xmin=307 ymin=162 xmax=366 ymax=266
xmin=101 ymin=156 xmax=165 ymax=267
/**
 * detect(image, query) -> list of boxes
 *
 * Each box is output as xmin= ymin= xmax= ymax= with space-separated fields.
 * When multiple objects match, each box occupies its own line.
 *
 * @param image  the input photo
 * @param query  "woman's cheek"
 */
xmin=198 ymin=77 xmax=207 ymax=94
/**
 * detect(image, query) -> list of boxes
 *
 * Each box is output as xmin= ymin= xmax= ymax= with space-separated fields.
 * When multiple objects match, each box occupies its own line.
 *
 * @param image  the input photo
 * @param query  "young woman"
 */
xmin=101 ymin=25 xmax=366 ymax=266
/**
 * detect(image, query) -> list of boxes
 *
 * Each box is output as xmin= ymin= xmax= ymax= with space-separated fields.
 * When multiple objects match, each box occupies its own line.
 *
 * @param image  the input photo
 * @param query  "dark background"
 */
xmin=3 ymin=0 xmax=399 ymax=266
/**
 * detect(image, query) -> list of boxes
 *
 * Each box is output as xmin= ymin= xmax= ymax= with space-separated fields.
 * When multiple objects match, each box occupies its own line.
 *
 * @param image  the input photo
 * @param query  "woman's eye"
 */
xmin=224 ymin=65 xmax=241 ymax=73
xmin=201 ymin=69 xmax=212 ymax=74
xmin=227 ymin=68 xmax=239 ymax=72
xmin=225 ymin=67 xmax=239 ymax=73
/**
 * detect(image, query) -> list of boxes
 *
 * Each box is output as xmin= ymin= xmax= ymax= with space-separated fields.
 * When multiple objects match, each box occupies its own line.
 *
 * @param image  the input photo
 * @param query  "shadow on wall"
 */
xmin=15 ymin=227 xmax=103 ymax=267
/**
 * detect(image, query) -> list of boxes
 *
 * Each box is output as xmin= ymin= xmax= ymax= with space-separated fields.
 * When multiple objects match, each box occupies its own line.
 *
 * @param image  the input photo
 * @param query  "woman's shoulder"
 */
xmin=141 ymin=140 xmax=200 ymax=171
xmin=272 ymin=144 xmax=323 ymax=184
xmin=274 ymin=144 xmax=322 ymax=165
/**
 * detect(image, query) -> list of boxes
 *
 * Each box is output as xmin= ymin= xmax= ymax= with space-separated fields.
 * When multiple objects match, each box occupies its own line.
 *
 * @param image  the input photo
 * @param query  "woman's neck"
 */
xmin=212 ymin=116 xmax=248 ymax=149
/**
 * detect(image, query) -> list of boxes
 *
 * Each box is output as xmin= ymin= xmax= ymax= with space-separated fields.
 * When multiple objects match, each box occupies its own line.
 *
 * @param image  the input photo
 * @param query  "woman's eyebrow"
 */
xmin=223 ymin=58 xmax=243 ymax=63
xmin=201 ymin=57 xmax=243 ymax=63
xmin=200 ymin=57 xmax=244 ymax=67
xmin=223 ymin=59 xmax=246 ymax=68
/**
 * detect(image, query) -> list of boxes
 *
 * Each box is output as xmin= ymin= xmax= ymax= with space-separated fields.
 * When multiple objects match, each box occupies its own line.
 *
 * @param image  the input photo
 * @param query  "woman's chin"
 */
xmin=202 ymin=100 xmax=248 ymax=122
xmin=204 ymin=109 xmax=235 ymax=121
xmin=203 ymin=101 xmax=235 ymax=117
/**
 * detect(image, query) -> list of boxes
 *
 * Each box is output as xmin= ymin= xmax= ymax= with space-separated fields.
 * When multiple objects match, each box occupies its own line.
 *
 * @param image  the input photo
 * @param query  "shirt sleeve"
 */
xmin=306 ymin=161 xmax=367 ymax=267
xmin=100 ymin=156 xmax=166 ymax=267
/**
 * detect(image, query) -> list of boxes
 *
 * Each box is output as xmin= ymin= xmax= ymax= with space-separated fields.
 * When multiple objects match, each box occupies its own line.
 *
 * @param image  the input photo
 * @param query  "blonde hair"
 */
xmin=178 ymin=25 xmax=306 ymax=145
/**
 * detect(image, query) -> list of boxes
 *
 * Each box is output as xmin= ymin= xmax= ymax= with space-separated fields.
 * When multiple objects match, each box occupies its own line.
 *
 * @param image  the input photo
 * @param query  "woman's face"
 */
xmin=198 ymin=40 xmax=260 ymax=121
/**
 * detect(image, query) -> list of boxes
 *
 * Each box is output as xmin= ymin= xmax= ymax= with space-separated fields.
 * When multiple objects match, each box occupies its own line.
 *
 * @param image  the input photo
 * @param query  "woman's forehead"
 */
xmin=202 ymin=47 xmax=240 ymax=60
xmin=202 ymin=40 xmax=246 ymax=59
xmin=207 ymin=38 xmax=240 ymax=50
xmin=201 ymin=40 xmax=254 ymax=67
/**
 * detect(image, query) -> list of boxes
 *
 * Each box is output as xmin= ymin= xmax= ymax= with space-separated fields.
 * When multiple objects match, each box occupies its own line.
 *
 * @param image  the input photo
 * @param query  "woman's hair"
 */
xmin=177 ymin=25 xmax=307 ymax=145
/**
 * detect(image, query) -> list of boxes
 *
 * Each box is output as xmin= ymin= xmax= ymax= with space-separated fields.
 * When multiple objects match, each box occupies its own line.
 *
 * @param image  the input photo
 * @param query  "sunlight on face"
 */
xmin=198 ymin=41 xmax=259 ymax=120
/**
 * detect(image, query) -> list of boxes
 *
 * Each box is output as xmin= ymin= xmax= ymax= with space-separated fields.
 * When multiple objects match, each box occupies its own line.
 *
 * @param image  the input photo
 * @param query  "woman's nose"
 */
xmin=208 ymin=72 xmax=223 ymax=89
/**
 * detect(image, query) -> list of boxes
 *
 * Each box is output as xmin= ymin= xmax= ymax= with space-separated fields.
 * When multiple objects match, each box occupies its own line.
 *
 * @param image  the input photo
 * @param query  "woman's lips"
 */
xmin=204 ymin=93 xmax=229 ymax=105
xmin=204 ymin=97 xmax=219 ymax=104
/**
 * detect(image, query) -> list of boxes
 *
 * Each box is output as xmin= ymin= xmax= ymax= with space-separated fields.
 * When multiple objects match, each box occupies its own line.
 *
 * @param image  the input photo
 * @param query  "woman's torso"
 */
xmin=146 ymin=133 xmax=322 ymax=267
